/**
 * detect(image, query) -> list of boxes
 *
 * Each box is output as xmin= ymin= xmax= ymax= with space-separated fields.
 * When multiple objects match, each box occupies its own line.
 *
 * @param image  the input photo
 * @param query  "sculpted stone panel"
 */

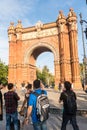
xmin=22 ymin=27 xmax=58 ymax=40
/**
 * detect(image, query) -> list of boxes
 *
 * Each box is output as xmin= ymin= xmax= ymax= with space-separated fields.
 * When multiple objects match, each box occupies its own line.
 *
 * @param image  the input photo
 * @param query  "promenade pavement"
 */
xmin=0 ymin=87 xmax=87 ymax=130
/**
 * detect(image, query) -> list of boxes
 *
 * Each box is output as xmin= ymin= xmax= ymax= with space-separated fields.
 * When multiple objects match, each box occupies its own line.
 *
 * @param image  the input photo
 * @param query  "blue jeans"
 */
xmin=61 ymin=113 xmax=79 ymax=130
xmin=6 ymin=112 xmax=18 ymax=130
xmin=33 ymin=121 xmax=47 ymax=130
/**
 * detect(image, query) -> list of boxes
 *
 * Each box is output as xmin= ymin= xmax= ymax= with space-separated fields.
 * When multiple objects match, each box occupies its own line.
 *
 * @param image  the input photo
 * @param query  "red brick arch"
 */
xmin=8 ymin=9 xmax=81 ymax=89
xmin=24 ymin=42 xmax=58 ymax=63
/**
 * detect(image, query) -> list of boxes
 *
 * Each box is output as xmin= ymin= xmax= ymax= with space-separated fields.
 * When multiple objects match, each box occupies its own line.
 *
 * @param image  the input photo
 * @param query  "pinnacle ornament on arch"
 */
xmin=15 ymin=20 xmax=23 ymax=33
xmin=68 ymin=8 xmax=76 ymax=17
xmin=56 ymin=10 xmax=66 ymax=25
xmin=8 ymin=22 xmax=15 ymax=34
xmin=35 ymin=20 xmax=43 ymax=32
xmin=67 ymin=8 xmax=77 ymax=31
xmin=58 ymin=10 xmax=66 ymax=20
xmin=67 ymin=8 xmax=77 ymax=23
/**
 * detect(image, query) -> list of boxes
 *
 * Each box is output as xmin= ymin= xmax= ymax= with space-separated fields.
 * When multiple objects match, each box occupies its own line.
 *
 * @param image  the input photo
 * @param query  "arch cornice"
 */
xmin=24 ymin=42 xmax=59 ymax=64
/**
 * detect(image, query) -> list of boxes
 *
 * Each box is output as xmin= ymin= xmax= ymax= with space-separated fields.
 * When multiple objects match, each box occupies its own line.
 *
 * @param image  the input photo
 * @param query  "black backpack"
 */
xmin=64 ymin=92 xmax=77 ymax=115
xmin=33 ymin=90 xmax=50 ymax=122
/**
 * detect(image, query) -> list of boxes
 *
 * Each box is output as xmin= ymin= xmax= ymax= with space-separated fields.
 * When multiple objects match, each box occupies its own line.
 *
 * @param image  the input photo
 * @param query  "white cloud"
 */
xmin=0 ymin=0 xmax=32 ymax=21
xmin=22 ymin=18 xmax=34 ymax=27
xmin=0 ymin=0 xmax=87 ymax=68
xmin=0 ymin=38 xmax=9 ymax=64
xmin=0 ymin=0 xmax=35 ymax=64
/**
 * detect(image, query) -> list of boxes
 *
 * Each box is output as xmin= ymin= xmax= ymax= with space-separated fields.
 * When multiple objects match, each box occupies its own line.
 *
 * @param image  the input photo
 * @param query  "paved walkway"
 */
xmin=0 ymin=88 xmax=87 ymax=130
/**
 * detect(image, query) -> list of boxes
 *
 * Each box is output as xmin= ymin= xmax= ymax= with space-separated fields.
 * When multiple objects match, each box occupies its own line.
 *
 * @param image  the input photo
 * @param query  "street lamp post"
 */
xmin=79 ymin=13 xmax=87 ymax=86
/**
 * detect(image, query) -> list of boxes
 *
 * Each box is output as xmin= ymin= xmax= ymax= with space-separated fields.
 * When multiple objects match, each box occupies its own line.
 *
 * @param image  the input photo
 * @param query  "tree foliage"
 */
xmin=36 ymin=65 xmax=54 ymax=87
xmin=0 ymin=60 xmax=8 ymax=85
xmin=79 ymin=63 xmax=84 ymax=82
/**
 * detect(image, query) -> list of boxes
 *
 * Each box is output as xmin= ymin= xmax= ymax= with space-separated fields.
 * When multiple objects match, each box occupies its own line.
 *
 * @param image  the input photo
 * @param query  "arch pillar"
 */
xmin=67 ymin=9 xmax=81 ymax=89
xmin=57 ymin=11 xmax=72 ymax=83
xmin=54 ymin=60 xmax=60 ymax=89
xmin=8 ymin=22 xmax=16 ymax=83
xmin=8 ymin=9 xmax=82 ymax=90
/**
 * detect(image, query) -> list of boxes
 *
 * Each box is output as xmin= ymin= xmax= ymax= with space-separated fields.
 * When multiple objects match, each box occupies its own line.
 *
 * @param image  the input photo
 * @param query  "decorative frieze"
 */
xmin=22 ymin=27 xmax=58 ymax=40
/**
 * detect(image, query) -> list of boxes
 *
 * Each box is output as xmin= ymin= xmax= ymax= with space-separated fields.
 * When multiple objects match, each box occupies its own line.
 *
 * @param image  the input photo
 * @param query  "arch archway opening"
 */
xmin=36 ymin=52 xmax=54 ymax=74
xmin=28 ymin=46 xmax=55 ymax=86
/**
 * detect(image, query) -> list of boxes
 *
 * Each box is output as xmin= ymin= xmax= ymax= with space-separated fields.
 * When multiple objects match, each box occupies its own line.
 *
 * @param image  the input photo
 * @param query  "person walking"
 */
xmin=25 ymin=79 xmax=48 ymax=130
xmin=21 ymin=81 xmax=26 ymax=94
xmin=4 ymin=83 xmax=20 ymax=130
xmin=0 ymin=82 xmax=3 ymax=121
xmin=59 ymin=81 xmax=79 ymax=130
xmin=58 ymin=82 xmax=62 ymax=92
xmin=19 ymin=83 xmax=32 ymax=116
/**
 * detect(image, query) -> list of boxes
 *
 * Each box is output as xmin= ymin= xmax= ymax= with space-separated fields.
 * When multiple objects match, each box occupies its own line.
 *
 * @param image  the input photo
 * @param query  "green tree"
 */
xmin=36 ymin=68 xmax=42 ymax=80
xmin=0 ymin=60 xmax=8 ymax=85
xmin=79 ymin=63 xmax=84 ymax=82
xmin=36 ymin=65 xmax=54 ymax=87
xmin=42 ymin=66 xmax=49 ymax=85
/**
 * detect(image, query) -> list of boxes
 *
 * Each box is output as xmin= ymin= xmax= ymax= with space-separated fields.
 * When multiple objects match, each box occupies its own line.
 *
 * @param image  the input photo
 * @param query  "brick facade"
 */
xmin=8 ymin=9 xmax=81 ymax=89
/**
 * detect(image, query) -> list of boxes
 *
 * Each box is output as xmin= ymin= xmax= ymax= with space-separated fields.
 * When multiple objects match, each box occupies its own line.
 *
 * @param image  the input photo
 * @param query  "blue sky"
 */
xmin=0 ymin=0 xmax=87 ymax=73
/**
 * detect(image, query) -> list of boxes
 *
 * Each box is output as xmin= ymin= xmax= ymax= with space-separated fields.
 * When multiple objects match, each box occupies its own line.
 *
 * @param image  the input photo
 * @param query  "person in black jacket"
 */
xmin=59 ymin=81 xmax=79 ymax=130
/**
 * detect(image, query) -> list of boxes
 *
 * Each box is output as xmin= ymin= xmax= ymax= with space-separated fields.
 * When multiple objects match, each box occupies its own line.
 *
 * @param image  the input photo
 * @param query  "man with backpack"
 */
xmin=59 ymin=81 xmax=79 ymax=130
xmin=25 ymin=79 xmax=49 ymax=130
